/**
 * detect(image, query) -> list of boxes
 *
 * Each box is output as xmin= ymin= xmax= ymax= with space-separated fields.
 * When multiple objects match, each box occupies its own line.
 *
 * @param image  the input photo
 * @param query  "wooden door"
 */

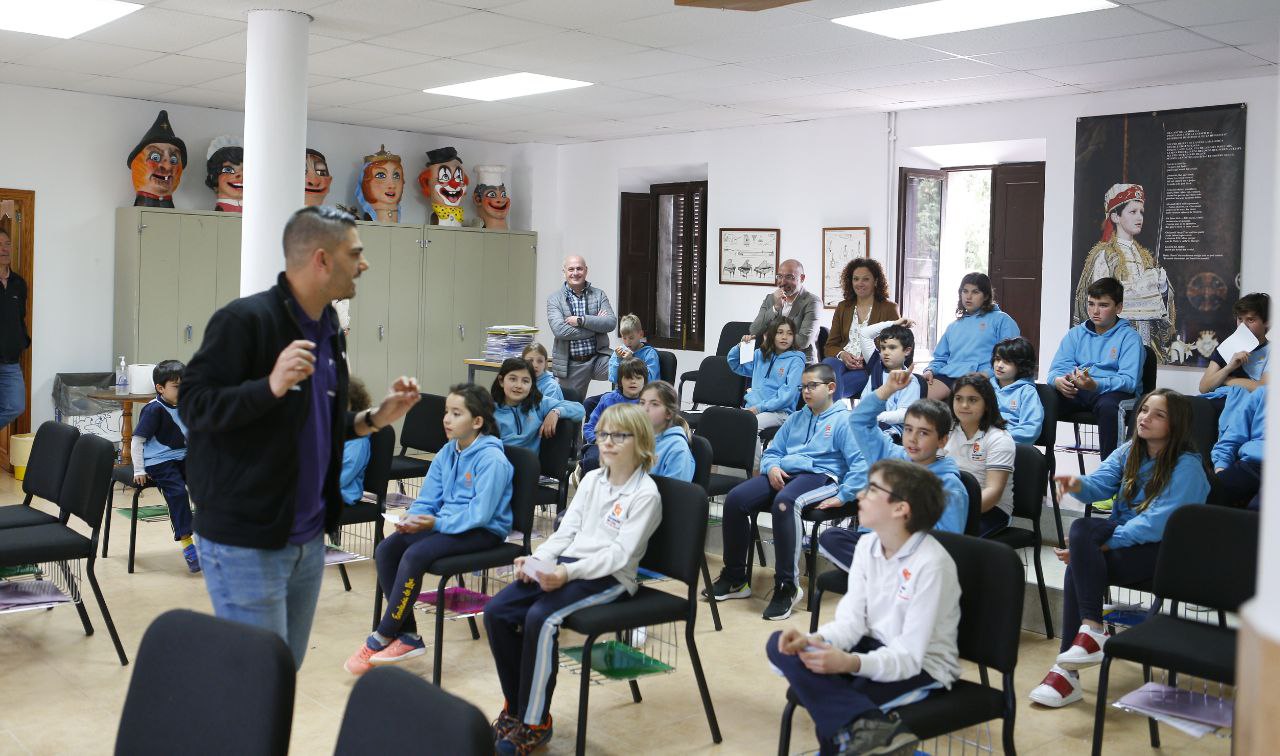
xmin=420 ymin=228 xmax=455 ymax=394
xmin=175 ymin=215 xmax=219 ymax=362
xmin=0 ymin=189 xmax=34 ymax=472
xmin=137 ymin=212 xmax=182 ymax=363
xmin=988 ymin=162 xmax=1046 ymax=355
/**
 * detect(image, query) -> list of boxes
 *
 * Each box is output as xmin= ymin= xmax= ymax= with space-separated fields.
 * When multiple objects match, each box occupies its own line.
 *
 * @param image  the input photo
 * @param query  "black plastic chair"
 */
xmin=693 ymin=406 xmax=767 ymax=566
xmin=681 ymin=356 xmax=746 ymax=429
xmin=535 ymin=417 xmax=581 ymax=514
xmin=959 ymin=470 xmax=982 ymax=537
xmin=0 ymin=433 xmax=128 ymax=665
xmin=790 ymin=533 xmax=1024 ymax=755
xmin=330 ymin=426 xmax=394 ymax=629
xmin=387 ymin=393 xmax=446 ymax=485
xmin=656 ymin=349 xmax=677 ymax=384
xmin=334 ymin=666 xmax=491 ymax=755
xmin=1091 ymin=505 xmax=1257 ymax=756
xmin=0 ymin=420 xmax=78 ymax=530
xmin=689 ymin=433 xmax=723 ymax=632
xmin=562 ymin=477 xmax=722 ymax=755
xmin=987 ymin=444 xmax=1054 ymax=639
xmin=116 ymin=610 xmax=294 ymax=756
xmin=421 ymin=446 xmax=539 ymax=686
xmin=1034 ymin=382 xmax=1065 ymax=547
xmin=101 ymin=466 xmax=154 ymax=573
xmin=814 ymin=326 xmax=829 ymax=361
xmin=678 ymin=320 xmax=751 ymax=405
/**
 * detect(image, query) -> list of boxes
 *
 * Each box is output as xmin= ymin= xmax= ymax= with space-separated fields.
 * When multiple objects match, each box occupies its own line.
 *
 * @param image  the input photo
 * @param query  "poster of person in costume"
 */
xmin=127 ymin=110 xmax=187 ymax=208
xmin=1071 ymin=104 xmax=1246 ymax=365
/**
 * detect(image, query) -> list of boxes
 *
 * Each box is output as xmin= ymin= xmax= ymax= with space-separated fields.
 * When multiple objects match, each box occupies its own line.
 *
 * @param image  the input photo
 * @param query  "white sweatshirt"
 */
xmin=532 ymin=466 xmax=662 ymax=594
xmin=817 ymin=530 xmax=961 ymax=685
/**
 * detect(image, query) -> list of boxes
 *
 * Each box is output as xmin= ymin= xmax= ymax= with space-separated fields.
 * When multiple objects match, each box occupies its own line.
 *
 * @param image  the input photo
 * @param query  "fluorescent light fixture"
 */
xmin=833 ymin=0 xmax=1116 ymax=39
xmin=424 ymin=73 xmax=591 ymax=101
xmin=0 ymin=0 xmax=143 ymax=39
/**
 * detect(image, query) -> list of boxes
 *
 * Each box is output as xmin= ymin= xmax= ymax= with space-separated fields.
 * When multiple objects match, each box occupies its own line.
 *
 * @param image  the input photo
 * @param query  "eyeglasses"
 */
xmin=776 ymin=274 xmax=799 ymax=282
xmin=799 ymin=381 xmax=829 ymax=392
xmin=861 ymin=481 xmax=901 ymax=501
xmin=597 ymin=432 xmax=634 ymax=444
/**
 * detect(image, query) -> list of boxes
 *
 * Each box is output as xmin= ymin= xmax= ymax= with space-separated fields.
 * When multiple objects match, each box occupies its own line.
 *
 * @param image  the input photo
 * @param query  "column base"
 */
xmin=1236 ymin=604 xmax=1280 ymax=754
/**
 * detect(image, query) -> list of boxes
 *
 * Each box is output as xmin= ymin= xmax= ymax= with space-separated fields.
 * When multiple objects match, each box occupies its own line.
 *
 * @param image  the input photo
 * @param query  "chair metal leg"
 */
xmin=809 ymin=584 xmax=826 ymax=634
xmin=979 ymin=665 xmax=990 ymax=688
xmin=102 ymin=487 xmax=113 ymax=558
xmin=372 ymin=528 xmax=385 ymax=632
xmin=778 ymin=698 xmax=797 ymax=756
xmin=1032 ymin=543 xmax=1054 ymax=640
xmin=575 ymin=634 xmax=597 ymax=756
xmin=1074 ymin=422 xmax=1087 ymax=476
xmin=457 ymin=574 xmax=481 ymax=640
xmin=59 ymin=560 xmax=94 ymax=636
xmin=1143 ymin=665 xmax=1160 ymax=748
xmin=1091 ymin=656 xmax=1112 ymax=756
xmin=1047 ymin=454 xmax=1065 ymax=548
xmin=431 ymin=574 xmax=449 ymax=686
xmin=753 ymin=520 xmax=767 ymax=567
xmin=628 ymin=679 xmax=642 ymax=703
xmin=684 ymin=621 xmax=722 ymax=744
xmin=337 ymin=563 xmax=352 ymax=591
xmin=700 ymin=557 xmax=723 ymax=631
xmin=87 ymin=558 xmax=129 ymax=665
xmin=127 ymin=487 xmax=141 ymax=574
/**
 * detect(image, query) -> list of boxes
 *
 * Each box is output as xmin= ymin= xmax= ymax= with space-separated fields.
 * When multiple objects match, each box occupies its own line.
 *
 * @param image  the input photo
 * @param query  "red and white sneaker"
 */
xmin=1029 ymin=665 xmax=1083 ymax=708
xmin=1056 ymin=624 xmax=1109 ymax=670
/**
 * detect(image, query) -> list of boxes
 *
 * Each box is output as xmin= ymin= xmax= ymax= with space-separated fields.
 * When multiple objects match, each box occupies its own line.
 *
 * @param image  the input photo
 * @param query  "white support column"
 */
xmin=240 ymin=9 xmax=311 ymax=295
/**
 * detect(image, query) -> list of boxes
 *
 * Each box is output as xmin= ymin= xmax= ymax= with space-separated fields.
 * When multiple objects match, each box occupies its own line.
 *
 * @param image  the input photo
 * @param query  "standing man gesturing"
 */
xmin=181 ymin=206 xmax=419 ymax=667
xmin=547 ymin=256 xmax=617 ymax=398
xmin=0 ymin=228 xmax=29 ymax=430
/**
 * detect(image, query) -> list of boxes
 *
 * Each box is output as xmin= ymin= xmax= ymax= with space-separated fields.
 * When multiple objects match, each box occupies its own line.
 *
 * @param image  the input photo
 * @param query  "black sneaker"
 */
xmin=762 ymin=581 xmax=803 ymax=621
xmin=833 ymin=711 xmax=918 ymax=755
xmin=703 ymin=571 xmax=751 ymax=601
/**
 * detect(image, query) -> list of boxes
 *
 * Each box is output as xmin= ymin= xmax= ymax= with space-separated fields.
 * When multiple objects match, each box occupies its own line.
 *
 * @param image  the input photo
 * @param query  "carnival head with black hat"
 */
xmin=205 ymin=135 xmax=244 ymax=212
xmin=472 ymin=164 xmax=510 ymax=230
xmin=128 ymin=110 xmax=187 ymax=207
xmin=304 ymin=148 xmax=333 ymax=206
xmin=355 ymin=145 xmax=404 ymax=222
xmin=1101 ymin=183 xmax=1145 ymax=243
xmin=418 ymin=146 xmax=469 ymax=226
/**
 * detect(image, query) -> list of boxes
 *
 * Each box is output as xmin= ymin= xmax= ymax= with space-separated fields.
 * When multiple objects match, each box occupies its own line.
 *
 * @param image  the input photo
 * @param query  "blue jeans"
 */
xmin=198 ymin=535 xmax=326 ymax=669
xmin=0 ymin=362 xmax=24 ymax=428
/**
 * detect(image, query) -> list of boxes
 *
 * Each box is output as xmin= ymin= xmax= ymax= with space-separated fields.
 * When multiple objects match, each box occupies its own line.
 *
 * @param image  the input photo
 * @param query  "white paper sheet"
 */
xmin=381 ymin=512 xmax=403 ymax=524
xmin=1217 ymin=322 xmax=1260 ymax=362
xmin=521 ymin=556 xmax=555 ymax=579
xmin=737 ymin=340 xmax=755 ymax=365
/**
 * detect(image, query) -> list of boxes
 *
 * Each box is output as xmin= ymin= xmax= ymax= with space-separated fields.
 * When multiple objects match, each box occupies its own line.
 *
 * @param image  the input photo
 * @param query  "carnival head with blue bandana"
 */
xmin=418 ymin=146 xmax=469 ymax=227
xmin=355 ymin=144 xmax=404 ymax=223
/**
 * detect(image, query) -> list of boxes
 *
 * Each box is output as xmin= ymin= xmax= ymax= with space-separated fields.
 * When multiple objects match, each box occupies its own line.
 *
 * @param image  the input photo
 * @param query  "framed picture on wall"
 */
xmin=821 ymin=227 xmax=870 ymax=308
xmin=719 ymin=228 xmax=780 ymax=285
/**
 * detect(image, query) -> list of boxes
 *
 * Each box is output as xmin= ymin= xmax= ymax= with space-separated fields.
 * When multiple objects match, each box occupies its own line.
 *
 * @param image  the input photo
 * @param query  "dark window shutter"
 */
xmin=618 ymin=192 xmax=655 ymax=336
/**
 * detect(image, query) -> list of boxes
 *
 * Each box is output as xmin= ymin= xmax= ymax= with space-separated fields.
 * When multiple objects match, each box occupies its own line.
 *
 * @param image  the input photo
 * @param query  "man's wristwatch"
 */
xmin=364 ymin=408 xmax=382 ymax=431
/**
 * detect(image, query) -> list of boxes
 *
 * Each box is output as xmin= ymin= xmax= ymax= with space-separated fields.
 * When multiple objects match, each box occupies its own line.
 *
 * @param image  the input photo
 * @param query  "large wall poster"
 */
xmin=1071 ymin=104 xmax=1246 ymax=366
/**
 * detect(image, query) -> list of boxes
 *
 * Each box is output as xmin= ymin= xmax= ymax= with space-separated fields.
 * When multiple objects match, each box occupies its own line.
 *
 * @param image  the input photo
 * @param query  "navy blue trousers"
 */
xmin=145 ymin=459 xmax=192 ymax=541
xmin=1059 ymin=517 xmax=1159 ymax=652
xmin=374 ymin=527 xmax=501 ymax=638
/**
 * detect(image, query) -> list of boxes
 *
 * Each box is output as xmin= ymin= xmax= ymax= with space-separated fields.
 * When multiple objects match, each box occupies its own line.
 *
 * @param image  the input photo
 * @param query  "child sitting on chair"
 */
xmin=990 ymin=337 xmax=1044 ymax=444
xmin=608 ymin=313 xmax=661 ymax=385
xmin=521 ymin=342 xmax=563 ymax=402
xmin=579 ymin=357 xmax=648 ymax=475
xmin=131 ymin=359 xmax=199 ymax=573
xmin=728 ymin=315 xmax=807 ymax=435
xmin=640 ymin=380 xmax=694 ymax=482
xmin=767 ymin=459 xmax=961 ymax=756
xmin=946 ymin=374 xmax=1016 ymax=536
xmin=485 ymin=403 xmax=662 ymax=755
xmin=340 ymin=377 xmax=373 ymax=506
xmin=492 ymin=358 xmax=584 ymax=452
xmin=856 ymin=324 xmax=921 ymax=441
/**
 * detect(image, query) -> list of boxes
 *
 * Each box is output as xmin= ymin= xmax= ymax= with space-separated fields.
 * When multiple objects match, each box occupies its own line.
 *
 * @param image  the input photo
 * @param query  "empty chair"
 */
xmin=334 ymin=667 xmax=491 ymax=755
xmin=387 ymin=393 xmax=447 ymax=485
xmin=694 ymin=406 xmax=766 ymax=567
xmin=987 ymin=444 xmax=1055 ymax=639
xmin=116 ymin=609 xmax=295 ymax=756
xmin=0 ymin=420 xmax=78 ymax=530
xmin=680 ymin=355 xmax=747 ymax=429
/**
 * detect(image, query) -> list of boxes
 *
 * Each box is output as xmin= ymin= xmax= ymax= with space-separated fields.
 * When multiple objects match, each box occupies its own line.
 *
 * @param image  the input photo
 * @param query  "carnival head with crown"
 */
xmin=205 ymin=135 xmax=244 ymax=213
xmin=128 ymin=110 xmax=188 ymax=207
xmin=418 ymin=146 xmax=469 ymax=226
xmin=356 ymin=144 xmax=404 ymax=223
xmin=472 ymin=164 xmax=510 ymax=230
xmin=1101 ymin=183 xmax=1145 ymax=243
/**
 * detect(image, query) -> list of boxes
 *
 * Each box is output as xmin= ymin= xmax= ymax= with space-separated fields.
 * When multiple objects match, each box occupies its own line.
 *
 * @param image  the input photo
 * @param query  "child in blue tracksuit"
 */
xmin=130 ymin=359 xmax=199 ymax=573
xmin=707 ymin=363 xmax=868 ymax=622
xmin=1029 ymin=389 xmax=1209 ymax=709
xmin=728 ymin=314 xmax=807 ymax=435
xmin=640 ymin=381 xmax=695 ymax=482
xmin=607 ymin=313 xmax=661 ymax=384
xmin=345 ymin=383 xmax=515 ymax=675
xmin=340 ymin=377 xmax=374 ymax=505
xmin=522 ymin=342 xmax=564 ymax=402
xmin=1211 ymin=385 xmax=1265 ymax=510
xmin=990 ymin=336 xmax=1045 ymax=444
xmin=819 ymin=372 xmax=968 ymax=573
xmin=492 ymin=358 xmax=584 ymax=452
xmin=857 ymin=324 xmax=921 ymax=441
xmin=580 ymin=358 xmax=649 ymax=474
xmin=1047 ymin=277 xmax=1144 ymax=460
xmin=924 ymin=273 xmax=1019 ymax=399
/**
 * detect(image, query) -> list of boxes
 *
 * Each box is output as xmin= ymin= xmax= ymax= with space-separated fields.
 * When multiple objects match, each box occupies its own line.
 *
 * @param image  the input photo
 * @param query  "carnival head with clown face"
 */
xmin=472 ymin=164 xmax=510 ymax=230
xmin=419 ymin=146 xmax=469 ymax=226
xmin=128 ymin=110 xmax=187 ymax=208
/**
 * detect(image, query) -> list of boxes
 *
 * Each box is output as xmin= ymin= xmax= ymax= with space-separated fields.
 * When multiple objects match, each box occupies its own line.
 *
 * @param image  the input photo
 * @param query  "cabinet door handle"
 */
xmin=378 ymin=324 xmax=385 ymax=341
xmin=458 ymin=324 xmax=465 ymax=340
xmin=185 ymin=324 xmax=193 ymax=342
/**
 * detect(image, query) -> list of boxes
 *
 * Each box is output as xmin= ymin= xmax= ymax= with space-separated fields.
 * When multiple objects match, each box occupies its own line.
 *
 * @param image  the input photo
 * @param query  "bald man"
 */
xmin=546 ymin=255 xmax=617 ymax=398
xmin=747 ymin=259 xmax=819 ymax=353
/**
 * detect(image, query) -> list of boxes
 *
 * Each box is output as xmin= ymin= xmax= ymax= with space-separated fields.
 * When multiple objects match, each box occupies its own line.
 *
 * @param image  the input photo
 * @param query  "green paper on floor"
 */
xmin=561 ymin=640 xmax=672 ymax=680
xmin=115 ymin=505 xmax=170 ymax=520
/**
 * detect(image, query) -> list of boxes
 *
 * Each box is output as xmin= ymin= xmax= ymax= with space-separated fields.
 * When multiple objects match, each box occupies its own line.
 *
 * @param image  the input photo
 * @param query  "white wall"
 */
xmin=0 ymin=81 xmax=553 ymax=424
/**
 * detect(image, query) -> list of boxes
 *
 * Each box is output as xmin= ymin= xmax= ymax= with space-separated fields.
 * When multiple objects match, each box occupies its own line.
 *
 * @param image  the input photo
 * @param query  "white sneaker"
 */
xmin=1029 ymin=665 xmax=1083 ymax=708
xmin=1056 ymin=624 xmax=1109 ymax=670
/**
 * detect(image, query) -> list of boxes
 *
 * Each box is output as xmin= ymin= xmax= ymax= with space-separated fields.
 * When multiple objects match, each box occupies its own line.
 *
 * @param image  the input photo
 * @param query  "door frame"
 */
xmin=0 ymin=188 xmax=35 ymax=472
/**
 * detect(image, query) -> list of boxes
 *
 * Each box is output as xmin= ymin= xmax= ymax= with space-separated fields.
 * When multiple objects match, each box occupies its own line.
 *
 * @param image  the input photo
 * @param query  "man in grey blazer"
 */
xmin=746 ymin=259 xmax=819 ymax=356
xmin=546 ymin=255 xmax=617 ymax=398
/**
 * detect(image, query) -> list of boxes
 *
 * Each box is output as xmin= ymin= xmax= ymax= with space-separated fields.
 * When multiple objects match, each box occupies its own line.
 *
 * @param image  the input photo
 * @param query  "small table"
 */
xmin=464 ymin=358 xmax=502 ymax=384
xmin=87 ymin=391 xmax=155 ymax=467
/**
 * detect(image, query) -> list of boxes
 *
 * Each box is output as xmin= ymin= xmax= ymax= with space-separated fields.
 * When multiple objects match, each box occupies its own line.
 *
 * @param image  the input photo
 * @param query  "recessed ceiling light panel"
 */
xmin=424 ymin=73 xmax=592 ymax=102
xmin=833 ymin=0 xmax=1116 ymax=40
xmin=0 ymin=0 xmax=143 ymax=39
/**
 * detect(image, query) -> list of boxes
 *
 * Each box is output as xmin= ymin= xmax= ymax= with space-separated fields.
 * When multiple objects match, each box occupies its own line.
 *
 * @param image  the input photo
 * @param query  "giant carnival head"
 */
xmin=205 ymin=135 xmax=244 ymax=212
xmin=418 ymin=146 xmax=469 ymax=226
xmin=355 ymin=145 xmax=404 ymax=222
xmin=304 ymin=148 xmax=333 ymax=207
xmin=472 ymin=164 xmax=510 ymax=230
xmin=128 ymin=110 xmax=188 ymax=207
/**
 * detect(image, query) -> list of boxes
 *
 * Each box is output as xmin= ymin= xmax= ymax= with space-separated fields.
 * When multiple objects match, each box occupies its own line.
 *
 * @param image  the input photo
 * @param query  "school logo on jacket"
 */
xmin=1110 ymin=347 xmax=1117 ymax=359
xmin=979 ymin=322 xmax=987 ymax=330
xmin=604 ymin=500 xmax=625 ymax=530
xmin=777 ymin=366 xmax=786 ymax=377
xmin=464 ymin=471 xmax=473 ymax=486
xmin=824 ymin=424 xmax=833 ymax=438
xmin=1009 ymin=398 xmax=1019 ymax=410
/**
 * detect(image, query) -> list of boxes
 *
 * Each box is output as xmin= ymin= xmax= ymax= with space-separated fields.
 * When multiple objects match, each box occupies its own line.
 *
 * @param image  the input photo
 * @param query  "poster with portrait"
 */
xmin=719 ymin=228 xmax=779 ymax=285
xmin=1070 ymin=104 xmax=1246 ymax=366
xmin=821 ymin=227 xmax=869 ymax=308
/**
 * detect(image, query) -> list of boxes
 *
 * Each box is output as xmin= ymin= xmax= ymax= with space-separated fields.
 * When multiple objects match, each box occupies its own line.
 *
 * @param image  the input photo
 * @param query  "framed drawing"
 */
xmin=821 ymin=227 xmax=870 ymax=308
xmin=719 ymin=228 xmax=780 ymax=285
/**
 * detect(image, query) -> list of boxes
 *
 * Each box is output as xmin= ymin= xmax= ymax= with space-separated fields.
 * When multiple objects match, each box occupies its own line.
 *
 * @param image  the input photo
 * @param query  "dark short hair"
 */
xmin=950 ymin=373 xmax=1007 ymax=431
xmin=876 ymin=324 xmax=915 ymax=367
xmin=617 ymin=357 xmax=648 ymax=382
xmin=871 ymin=459 xmax=944 ymax=533
xmin=991 ymin=337 xmax=1037 ymax=380
xmin=450 ymin=383 xmax=499 ymax=437
xmin=153 ymin=359 xmax=184 ymax=388
xmin=347 ymin=376 xmax=372 ymax=412
xmin=803 ymin=362 xmax=836 ymax=384
xmin=955 ymin=272 xmax=996 ymax=316
xmin=1234 ymin=292 xmax=1269 ymax=322
xmin=1087 ymin=277 xmax=1124 ymax=305
xmin=491 ymin=357 xmax=541 ymax=412
xmin=282 ymin=205 xmax=357 ymax=265
xmin=905 ymin=398 xmax=952 ymax=437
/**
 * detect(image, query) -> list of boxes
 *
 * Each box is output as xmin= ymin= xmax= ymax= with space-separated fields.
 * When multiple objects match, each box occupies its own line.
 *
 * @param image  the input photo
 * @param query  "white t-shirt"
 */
xmin=944 ymin=426 xmax=1016 ymax=517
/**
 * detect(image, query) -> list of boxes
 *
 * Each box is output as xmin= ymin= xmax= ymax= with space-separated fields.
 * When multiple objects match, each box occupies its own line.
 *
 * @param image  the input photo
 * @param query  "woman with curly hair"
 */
xmin=822 ymin=258 xmax=909 ymax=399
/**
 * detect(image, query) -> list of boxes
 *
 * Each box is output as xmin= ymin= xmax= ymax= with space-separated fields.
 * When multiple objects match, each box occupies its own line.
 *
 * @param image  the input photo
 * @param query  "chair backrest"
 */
xmin=538 ymin=417 xmax=580 ymax=482
xmin=641 ymin=477 xmax=709 ymax=587
xmin=694 ymin=406 xmax=757 ymax=474
xmin=561 ymin=386 xmax=584 ymax=404
xmin=363 ymin=426 xmax=396 ymax=502
xmin=334 ymin=666 xmax=491 ymax=755
xmin=958 ymin=470 xmax=982 ymax=537
xmin=116 ymin=609 xmax=295 ymax=756
xmin=716 ymin=321 xmax=753 ymax=356
xmin=398 ymin=393 xmax=447 ymax=455
xmin=505 ymin=446 xmax=541 ymax=548
xmin=1186 ymin=395 xmax=1221 ymax=466
xmin=690 ymin=434 xmax=713 ymax=491
xmin=690 ymin=355 xmax=745 ymax=408
xmin=656 ymin=350 xmax=677 ymax=384
xmin=59 ymin=433 xmax=115 ymax=531
xmin=931 ymin=532 xmax=1024 ymax=674
xmin=22 ymin=421 xmax=79 ymax=504
xmin=1154 ymin=504 xmax=1258 ymax=612
xmin=1140 ymin=345 xmax=1157 ymax=395
xmin=1034 ymin=383 xmax=1059 ymax=449
xmin=815 ymin=326 xmax=829 ymax=358
xmin=1010 ymin=444 xmax=1048 ymax=524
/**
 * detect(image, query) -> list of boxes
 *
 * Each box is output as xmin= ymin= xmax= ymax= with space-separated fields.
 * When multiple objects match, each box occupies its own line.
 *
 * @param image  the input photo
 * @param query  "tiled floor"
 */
xmin=0 ymin=471 xmax=1233 ymax=755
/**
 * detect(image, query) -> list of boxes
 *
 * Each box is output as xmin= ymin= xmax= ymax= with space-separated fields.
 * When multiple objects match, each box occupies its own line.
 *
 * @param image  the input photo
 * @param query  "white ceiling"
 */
xmin=0 ymin=0 xmax=1275 ymax=144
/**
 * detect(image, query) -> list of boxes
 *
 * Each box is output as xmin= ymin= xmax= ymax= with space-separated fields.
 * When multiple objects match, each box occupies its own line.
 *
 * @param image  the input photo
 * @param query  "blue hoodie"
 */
xmin=991 ymin=377 xmax=1044 ymax=444
xmin=340 ymin=437 xmax=371 ymax=505
xmin=928 ymin=305 xmax=1020 ymax=378
xmin=607 ymin=343 xmax=661 ymax=384
xmin=760 ymin=402 xmax=868 ymax=503
xmin=727 ymin=347 xmax=806 ymax=414
xmin=408 ymin=433 xmax=514 ymax=538
xmin=652 ymin=425 xmax=695 ymax=482
xmin=1077 ymin=443 xmax=1210 ymax=549
xmin=1212 ymin=387 xmax=1265 ymax=469
xmin=536 ymin=371 xmax=564 ymax=402
xmin=496 ymin=396 xmax=585 ymax=451
xmin=850 ymin=393 xmax=968 ymax=534
xmin=1047 ymin=318 xmax=1144 ymax=395
xmin=584 ymin=390 xmax=640 ymax=443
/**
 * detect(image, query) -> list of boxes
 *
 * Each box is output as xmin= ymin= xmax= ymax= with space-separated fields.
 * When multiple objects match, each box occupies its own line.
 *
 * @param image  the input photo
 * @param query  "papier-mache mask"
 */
xmin=419 ymin=146 xmax=469 ymax=226
xmin=304 ymin=148 xmax=333 ymax=207
xmin=128 ymin=109 xmax=187 ymax=208
xmin=205 ymin=135 xmax=244 ymax=213
xmin=472 ymin=164 xmax=510 ymax=230
xmin=356 ymin=145 xmax=405 ymax=223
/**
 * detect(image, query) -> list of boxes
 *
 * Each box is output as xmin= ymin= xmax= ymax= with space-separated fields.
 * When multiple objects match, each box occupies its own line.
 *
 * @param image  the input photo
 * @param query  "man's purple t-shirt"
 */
xmin=290 ymin=302 xmax=336 ymax=544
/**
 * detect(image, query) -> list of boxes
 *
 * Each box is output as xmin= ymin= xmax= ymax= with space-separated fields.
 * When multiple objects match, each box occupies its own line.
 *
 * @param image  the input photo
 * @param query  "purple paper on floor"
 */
xmin=0 ymin=579 xmax=69 ymax=609
xmin=1115 ymin=682 xmax=1233 ymax=729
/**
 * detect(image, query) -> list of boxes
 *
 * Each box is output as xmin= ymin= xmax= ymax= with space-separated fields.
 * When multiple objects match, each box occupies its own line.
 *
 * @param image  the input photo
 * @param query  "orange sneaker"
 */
xmin=343 ymin=637 xmax=386 ymax=676
xmin=369 ymin=635 xmax=427 ymax=665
